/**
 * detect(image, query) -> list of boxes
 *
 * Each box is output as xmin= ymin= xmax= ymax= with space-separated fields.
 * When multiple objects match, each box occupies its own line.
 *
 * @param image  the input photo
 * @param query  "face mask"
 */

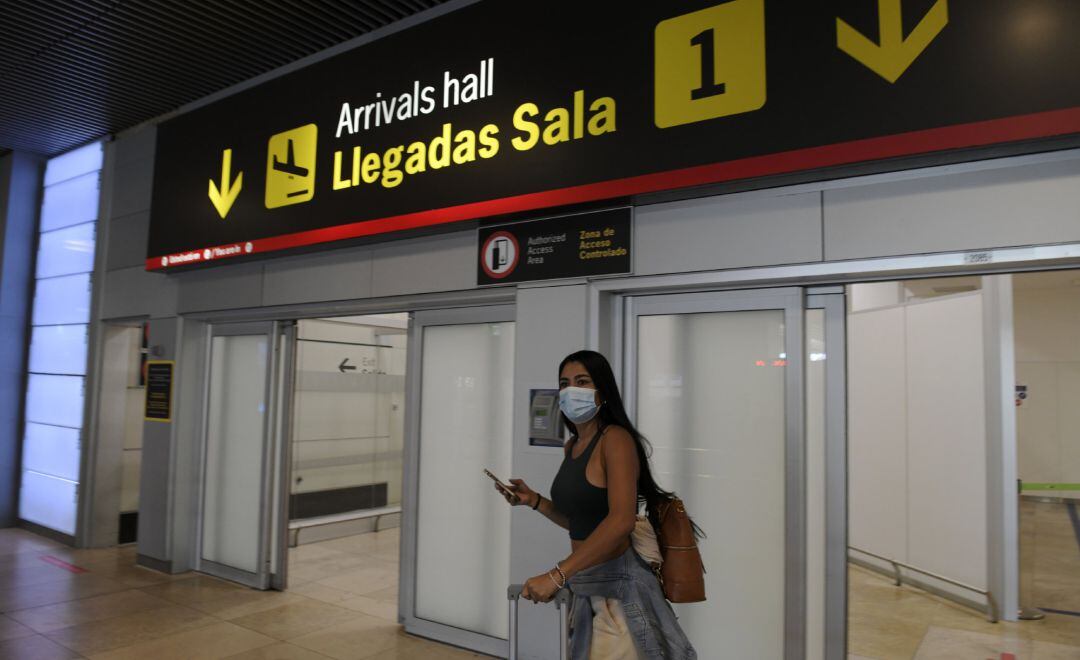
xmin=559 ymin=386 xmax=600 ymax=424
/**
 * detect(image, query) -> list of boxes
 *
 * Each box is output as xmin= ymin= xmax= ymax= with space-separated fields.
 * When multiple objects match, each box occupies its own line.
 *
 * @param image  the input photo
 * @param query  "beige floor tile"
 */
xmin=362 ymin=635 xmax=491 ymax=660
xmin=913 ymin=626 xmax=1032 ymax=659
xmin=188 ymin=589 xmax=309 ymax=620
xmin=1033 ymin=638 xmax=1080 ymax=659
xmin=0 ymin=561 xmax=85 ymax=591
xmin=223 ymin=641 xmax=334 ymax=659
xmin=316 ymin=566 xmax=397 ymax=597
xmin=88 ymin=621 xmax=276 ymax=660
xmin=139 ymin=573 xmax=251 ymax=606
xmin=0 ymin=613 xmax=36 ymax=641
xmin=289 ymin=614 xmax=411 ymax=659
xmin=0 ymin=530 xmax=65 ymax=559
xmin=0 ymin=573 xmax=129 ymax=612
xmin=339 ymin=595 xmax=397 ymax=622
xmin=43 ymin=603 xmax=216 ymax=655
xmin=230 ymin=599 xmax=358 ymax=641
xmin=287 ymin=582 xmax=355 ymax=605
xmin=0 ymin=633 xmax=81 ymax=659
xmin=77 ymin=557 xmax=183 ymax=588
xmin=365 ymin=586 xmax=398 ymax=604
xmin=7 ymin=587 xmax=172 ymax=632
xmin=287 ymin=555 xmax=371 ymax=586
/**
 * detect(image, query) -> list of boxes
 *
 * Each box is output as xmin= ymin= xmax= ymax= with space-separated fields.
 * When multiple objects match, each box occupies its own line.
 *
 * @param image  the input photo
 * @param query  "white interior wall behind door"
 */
xmin=848 ymin=306 xmax=908 ymax=562
xmin=848 ymin=292 xmax=988 ymax=596
xmin=905 ymin=294 xmax=987 ymax=591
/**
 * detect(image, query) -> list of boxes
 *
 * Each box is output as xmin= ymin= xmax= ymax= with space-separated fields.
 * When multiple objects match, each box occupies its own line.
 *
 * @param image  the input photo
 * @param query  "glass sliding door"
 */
xmin=199 ymin=321 xmax=294 ymax=589
xmin=625 ymin=288 xmax=806 ymax=660
xmin=401 ymin=306 xmax=515 ymax=657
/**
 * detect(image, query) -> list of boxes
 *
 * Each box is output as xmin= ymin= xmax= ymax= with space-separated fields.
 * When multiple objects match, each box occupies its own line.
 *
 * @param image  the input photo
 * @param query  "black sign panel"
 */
xmin=478 ymin=208 xmax=631 ymax=285
xmin=144 ymin=361 xmax=174 ymax=422
xmin=147 ymin=0 xmax=1080 ymax=270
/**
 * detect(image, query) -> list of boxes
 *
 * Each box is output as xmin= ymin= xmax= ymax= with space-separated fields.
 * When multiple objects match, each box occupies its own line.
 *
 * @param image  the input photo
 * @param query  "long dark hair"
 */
xmin=558 ymin=350 xmax=703 ymax=539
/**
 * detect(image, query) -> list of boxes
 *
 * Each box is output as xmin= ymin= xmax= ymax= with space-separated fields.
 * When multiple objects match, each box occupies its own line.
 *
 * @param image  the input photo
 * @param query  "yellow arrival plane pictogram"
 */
xmin=265 ymin=124 xmax=318 ymax=209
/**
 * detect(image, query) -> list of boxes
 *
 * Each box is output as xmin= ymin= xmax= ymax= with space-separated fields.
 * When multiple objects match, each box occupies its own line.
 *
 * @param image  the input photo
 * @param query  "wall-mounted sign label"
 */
xmin=147 ymin=0 xmax=1080 ymax=270
xmin=478 ymin=208 xmax=631 ymax=285
xmin=144 ymin=361 xmax=174 ymax=422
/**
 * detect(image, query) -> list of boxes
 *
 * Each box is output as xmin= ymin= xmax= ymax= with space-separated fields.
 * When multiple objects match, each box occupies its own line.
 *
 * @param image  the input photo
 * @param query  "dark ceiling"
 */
xmin=0 ymin=0 xmax=448 ymax=157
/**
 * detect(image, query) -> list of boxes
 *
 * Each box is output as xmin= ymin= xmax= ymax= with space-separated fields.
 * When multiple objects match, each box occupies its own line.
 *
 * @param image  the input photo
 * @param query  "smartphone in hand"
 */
xmin=483 ymin=469 xmax=518 ymax=502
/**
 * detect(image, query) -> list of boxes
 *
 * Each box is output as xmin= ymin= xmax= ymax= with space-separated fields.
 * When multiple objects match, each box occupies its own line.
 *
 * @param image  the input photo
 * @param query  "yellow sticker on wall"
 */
xmin=654 ymin=1 xmax=767 ymax=129
xmin=265 ymin=124 xmax=318 ymax=209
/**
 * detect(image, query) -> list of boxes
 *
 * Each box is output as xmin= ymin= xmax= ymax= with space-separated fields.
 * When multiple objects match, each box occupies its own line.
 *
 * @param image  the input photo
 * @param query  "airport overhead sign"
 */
xmin=146 ymin=0 xmax=1080 ymax=270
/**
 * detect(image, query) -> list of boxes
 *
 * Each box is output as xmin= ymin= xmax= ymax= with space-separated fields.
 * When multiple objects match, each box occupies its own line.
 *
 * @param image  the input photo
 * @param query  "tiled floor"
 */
xmin=0 ymin=526 xmax=486 ymax=659
xmin=849 ymin=499 xmax=1080 ymax=659
xmin=4 ymin=513 xmax=1079 ymax=660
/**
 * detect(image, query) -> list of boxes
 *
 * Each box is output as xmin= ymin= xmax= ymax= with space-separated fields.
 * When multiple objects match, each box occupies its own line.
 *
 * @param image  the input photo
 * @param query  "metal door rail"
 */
xmin=288 ymin=505 xmax=401 ymax=547
xmin=849 ymin=546 xmax=999 ymax=623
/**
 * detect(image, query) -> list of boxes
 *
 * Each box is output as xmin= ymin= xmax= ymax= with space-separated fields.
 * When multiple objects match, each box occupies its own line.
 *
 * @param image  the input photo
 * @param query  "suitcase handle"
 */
xmin=507 ymin=584 xmax=571 ymax=660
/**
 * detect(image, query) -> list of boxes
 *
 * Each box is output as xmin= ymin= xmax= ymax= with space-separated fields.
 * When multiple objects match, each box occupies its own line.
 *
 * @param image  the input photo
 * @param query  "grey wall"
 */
xmin=509 ymin=284 xmax=590 ymax=660
xmin=823 ymin=158 xmax=1080 ymax=260
xmin=0 ymin=152 xmax=43 ymax=528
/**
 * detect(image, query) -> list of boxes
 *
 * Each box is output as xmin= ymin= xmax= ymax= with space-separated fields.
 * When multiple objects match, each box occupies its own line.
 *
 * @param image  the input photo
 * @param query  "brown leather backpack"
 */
xmin=655 ymin=498 xmax=706 ymax=603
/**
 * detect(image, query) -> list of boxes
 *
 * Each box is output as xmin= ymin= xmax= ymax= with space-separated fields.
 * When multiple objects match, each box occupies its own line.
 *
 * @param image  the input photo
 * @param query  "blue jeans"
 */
xmin=567 ymin=546 xmax=697 ymax=659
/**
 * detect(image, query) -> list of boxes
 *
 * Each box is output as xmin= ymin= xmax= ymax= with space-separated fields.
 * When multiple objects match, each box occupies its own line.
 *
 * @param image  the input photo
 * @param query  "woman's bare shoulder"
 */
xmin=601 ymin=425 xmax=637 ymax=456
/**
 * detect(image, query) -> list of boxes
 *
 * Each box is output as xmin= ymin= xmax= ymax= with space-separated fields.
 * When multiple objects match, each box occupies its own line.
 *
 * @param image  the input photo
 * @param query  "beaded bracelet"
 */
xmin=554 ymin=562 xmax=568 ymax=586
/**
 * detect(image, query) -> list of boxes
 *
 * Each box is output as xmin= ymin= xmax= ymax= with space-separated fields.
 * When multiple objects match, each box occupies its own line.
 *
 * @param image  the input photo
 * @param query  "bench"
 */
xmin=287 ymin=505 xmax=402 ymax=547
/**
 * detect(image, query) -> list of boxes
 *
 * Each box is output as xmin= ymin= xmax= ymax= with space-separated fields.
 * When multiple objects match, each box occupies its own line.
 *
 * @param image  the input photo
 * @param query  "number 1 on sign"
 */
xmin=690 ymin=29 xmax=726 ymax=100
xmin=654 ymin=0 xmax=766 ymax=129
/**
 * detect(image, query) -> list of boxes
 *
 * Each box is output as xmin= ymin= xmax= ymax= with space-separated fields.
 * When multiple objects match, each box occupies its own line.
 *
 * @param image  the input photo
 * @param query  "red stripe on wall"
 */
xmin=147 ymin=106 xmax=1080 ymax=270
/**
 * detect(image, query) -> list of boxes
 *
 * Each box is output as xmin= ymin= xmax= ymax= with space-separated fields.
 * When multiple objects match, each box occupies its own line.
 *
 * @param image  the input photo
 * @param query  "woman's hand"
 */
xmin=498 ymin=478 xmax=538 ymax=508
xmin=521 ymin=570 xmax=562 ymax=603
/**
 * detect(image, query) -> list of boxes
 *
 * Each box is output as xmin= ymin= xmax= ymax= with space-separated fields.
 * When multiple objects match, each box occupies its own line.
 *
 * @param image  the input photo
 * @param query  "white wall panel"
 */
xmin=28 ymin=324 xmax=88 ymax=376
xmin=848 ymin=306 xmax=908 ymax=560
xmin=25 ymin=374 xmax=84 ymax=429
xmin=109 ymin=156 xmax=156 ymax=218
xmin=825 ymin=158 xmax=1080 ymax=260
xmin=177 ymin=262 xmax=264 ymax=313
xmin=1015 ymin=362 xmax=1059 ymax=483
xmin=101 ymin=266 xmax=179 ymax=320
xmin=371 ymin=230 xmax=474 ymax=297
xmin=19 ymin=471 xmax=78 ymax=535
xmin=1057 ymin=364 xmax=1080 ymax=484
xmin=105 ymin=212 xmax=151 ymax=271
xmin=32 ymin=273 xmax=91 ymax=326
xmin=635 ymin=191 xmax=823 ymax=275
xmin=22 ymin=422 xmax=81 ymax=482
xmin=36 ymin=222 xmax=96 ymax=279
xmin=262 ymin=247 xmax=373 ymax=306
xmin=905 ymin=294 xmax=987 ymax=591
xmin=39 ymin=171 xmax=100 ymax=232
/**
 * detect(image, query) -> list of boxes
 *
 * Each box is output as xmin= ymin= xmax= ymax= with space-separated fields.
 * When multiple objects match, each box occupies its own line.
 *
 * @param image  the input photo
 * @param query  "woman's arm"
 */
xmin=510 ymin=480 xmax=570 ymax=530
xmin=557 ymin=427 xmax=639 ymax=579
xmin=504 ymin=480 xmax=570 ymax=530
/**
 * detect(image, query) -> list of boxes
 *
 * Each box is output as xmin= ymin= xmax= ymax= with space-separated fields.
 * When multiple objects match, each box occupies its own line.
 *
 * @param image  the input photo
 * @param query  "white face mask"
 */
xmin=559 ymin=386 xmax=600 ymax=424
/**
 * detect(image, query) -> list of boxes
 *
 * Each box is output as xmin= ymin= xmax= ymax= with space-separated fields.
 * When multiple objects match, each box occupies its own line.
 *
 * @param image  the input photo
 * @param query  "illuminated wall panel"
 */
xmin=19 ymin=141 xmax=102 ymax=536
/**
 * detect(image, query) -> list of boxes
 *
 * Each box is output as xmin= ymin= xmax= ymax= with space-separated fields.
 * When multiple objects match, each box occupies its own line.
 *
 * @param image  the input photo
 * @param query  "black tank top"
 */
xmin=550 ymin=428 xmax=609 ymax=541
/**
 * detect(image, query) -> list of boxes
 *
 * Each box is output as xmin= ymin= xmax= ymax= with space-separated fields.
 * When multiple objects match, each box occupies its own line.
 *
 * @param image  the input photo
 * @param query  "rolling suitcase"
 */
xmin=507 ymin=584 xmax=571 ymax=660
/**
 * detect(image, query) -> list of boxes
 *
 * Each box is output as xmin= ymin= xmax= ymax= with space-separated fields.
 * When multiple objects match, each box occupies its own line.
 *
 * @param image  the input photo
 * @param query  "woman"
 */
xmin=497 ymin=350 xmax=696 ymax=659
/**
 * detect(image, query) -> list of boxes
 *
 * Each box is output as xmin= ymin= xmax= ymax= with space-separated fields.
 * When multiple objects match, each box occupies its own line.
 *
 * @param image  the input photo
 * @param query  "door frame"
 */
xmin=399 ymin=304 xmax=516 ymax=659
xmin=622 ymin=287 xmax=808 ymax=660
xmin=195 ymin=320 xmax=292 ymax=589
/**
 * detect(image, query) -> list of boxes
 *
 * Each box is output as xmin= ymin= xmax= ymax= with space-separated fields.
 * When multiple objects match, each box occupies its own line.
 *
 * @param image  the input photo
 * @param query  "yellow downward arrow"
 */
xmin=837 ymin=0 xmax=948 ymax=83
xmin=208 ymin=148 xmax=243 ymax=219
